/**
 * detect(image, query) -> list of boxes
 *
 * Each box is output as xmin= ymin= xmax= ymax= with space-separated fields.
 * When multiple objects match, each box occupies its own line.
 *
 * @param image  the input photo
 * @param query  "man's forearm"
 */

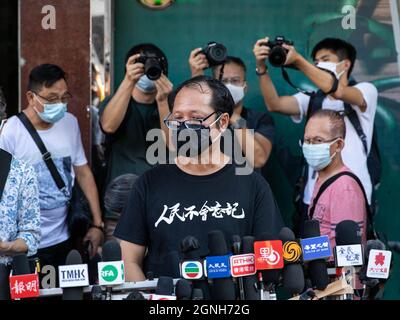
xmin=76 ymin=166 xmax=102 ymax=225
xmin=101 ymin=78 xmax=134 ymax=133
xmin=295 ymin=56 xmax=335 ymax=94
xmin=259 ymin=73 xmax=282 ymax=112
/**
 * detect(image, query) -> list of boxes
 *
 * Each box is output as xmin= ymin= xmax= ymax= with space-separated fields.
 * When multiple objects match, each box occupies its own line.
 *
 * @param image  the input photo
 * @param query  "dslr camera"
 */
xmin=200 ymin=42 xmax=228 ymax=67
xmin=263 ymin=36 xmax=294 ymax=67
xmin=136 ymin=52 xmax=167 ymax=81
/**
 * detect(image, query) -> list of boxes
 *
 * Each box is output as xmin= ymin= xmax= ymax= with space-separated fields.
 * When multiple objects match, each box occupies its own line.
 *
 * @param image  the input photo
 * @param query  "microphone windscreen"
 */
xmin=241 ymin=236 xmax=260 ymax=300
xmin=242 ymin=236 xmax=255 ymax=254
xmin=208 ymin=230 xmax=228 ymax=256
xmin=91 ymin=285 xmax=103 ymax=300
xmin=12 ymin=254 xmax=31 ymax=275
xmin=156 ymin=276 xmax=174 ymax=295
xmin=66 ymin=250 xmax=83 ymax=265
xmin=63 ymin=250 xmax=84 ymax=300
xmin=102 ymin=240 xmax=122 ymax=262
xmin=125 ymin=289 xmax=146 ymax=300
xmin=308 ymin=260 xmax=330 ymax=290
xmin=279 ymin=227 xmax=296 ymax=242
xmin=256 ymin=232 xmax=281 ymax=285
xmin=303 ymin=220 xmax=321 ymax=238
xmin=162 ymin=251 xmax=181 ymax=278
xmin=335 ymin=220 xmax=361 ymax=245
xmin=192 ymin=288 xmax=204 ymax=300
xmin=175 ymin=279 xmax=192 ymax=300
xmin=207 ymin=230 xmax=236 ymax=300
xmin=283 ymin=263 xmax=305 ymax=295
xmin=89 ymin=253 xmax=102 ymax=285
xmin=231 ymin=235 xmax=241 ymax=254
xmin=0 ymin=264 xmax=10 ymax=300
xmin=359 ymin=239 xmax=386 ymax=285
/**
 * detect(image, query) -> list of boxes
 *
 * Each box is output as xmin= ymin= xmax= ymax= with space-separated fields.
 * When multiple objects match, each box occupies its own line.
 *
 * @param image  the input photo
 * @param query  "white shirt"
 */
xmin=292 ymin=82 xmax=378 ymax=205
xmin=0 ymin=113 xmax=87 ymax=248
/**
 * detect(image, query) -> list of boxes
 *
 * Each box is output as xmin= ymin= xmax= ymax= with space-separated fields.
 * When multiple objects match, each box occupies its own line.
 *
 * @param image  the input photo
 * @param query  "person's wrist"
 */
xmin=256 ymin=65 xmax=268 ymax=76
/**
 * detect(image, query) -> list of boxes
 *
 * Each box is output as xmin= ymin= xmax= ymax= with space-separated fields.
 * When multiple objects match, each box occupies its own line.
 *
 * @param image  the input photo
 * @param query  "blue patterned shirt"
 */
xmin=0 ymin=156 xmax=41 ymax=265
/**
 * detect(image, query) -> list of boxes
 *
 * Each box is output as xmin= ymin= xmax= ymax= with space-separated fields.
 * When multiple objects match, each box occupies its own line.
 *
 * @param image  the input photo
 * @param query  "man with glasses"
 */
xmin=189 ymin=52 xmax=275 ymax=169
xmin=303 ymin=109 xmax=367 ymax=249
xmin=114 ymin=76 xmax=284 ymax=281
xmin=0 ymin=64 xmax=104 ymax=268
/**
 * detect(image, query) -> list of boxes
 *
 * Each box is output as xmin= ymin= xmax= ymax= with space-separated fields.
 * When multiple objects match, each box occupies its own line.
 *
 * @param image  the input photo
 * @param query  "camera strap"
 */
xmin=281 ymin=66 xmax=339 ymax=96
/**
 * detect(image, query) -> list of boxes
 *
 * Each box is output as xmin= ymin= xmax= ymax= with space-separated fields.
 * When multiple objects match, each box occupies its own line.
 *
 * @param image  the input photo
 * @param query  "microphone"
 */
xmin=192 ymin=288 xmax=204 ymax=300
xmin=150 ymin=276 xmax=176 ymax=300
xmin=279 ymin=227 xmax=305 ymax=296
xmin=9 ymin=254 xmax=40 ymax=300
xmin=0 ymin=264 xmax=11 ymax=300
xmin=98 ymin=240 xmax=125 ymax=297
xmin=162 ymin=251 xmax=181 ymax=279
xmin=124 ymin=289 xmax=146 ymax=300
xmin=91 ymin=285 xmax=104 ymax=300
xmin=207 ymin=230 xmax=236 ymax=300
xmin=334 ymin=221 xmax=364 ymax=300
xmin=254 ymin=232 xmax=283 ymax=300
xmin=180 ymin=235 xmax=210 ymax=300
xmin=241 ymin=236 xmax=259 ymax=300
xmin=175 ymin=279 xmax=192 ymax=300
xmin=303 ymin=220 xmax=330 ymax=290
xmin=11 ymin=254 xmax=31 ymax=275
xmin=61 ymin=250 xmax=87 ymax=300
xmin=359 ymin=239 xmax=390 ymax=300
xmin=231 ymin=235 xmax=245 ymax=300
xmin=89 ymin=253 xmax=102 ymax=285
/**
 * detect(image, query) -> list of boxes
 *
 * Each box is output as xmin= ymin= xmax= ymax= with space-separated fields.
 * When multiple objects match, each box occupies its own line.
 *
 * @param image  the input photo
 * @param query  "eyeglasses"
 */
xmin=221 ymin=77 xmax=245 ymax=86
xmin=164 ymin=111 xmax=221 ymax=131
xmin=34 ymin=92 xmax=73 ymax=104
xmin=300 ymin=136 xmax=342 ymax=146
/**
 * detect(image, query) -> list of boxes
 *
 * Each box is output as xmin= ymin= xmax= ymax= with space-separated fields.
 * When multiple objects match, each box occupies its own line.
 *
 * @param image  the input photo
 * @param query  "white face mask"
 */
xmin=225 ymin=83 xmax=245 ymax=106
xmin=316 ymin=61 xmax=346 ymax=80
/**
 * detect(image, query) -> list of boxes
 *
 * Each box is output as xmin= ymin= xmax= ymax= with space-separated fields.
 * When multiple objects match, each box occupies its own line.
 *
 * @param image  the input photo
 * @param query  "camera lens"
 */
xmin=207 ymin=43 xmax=227 ymax=66
xmin=269 ymin=46 xmax=287 ymax=67
xmin=145 ymin=58 xmax=163 ymax=81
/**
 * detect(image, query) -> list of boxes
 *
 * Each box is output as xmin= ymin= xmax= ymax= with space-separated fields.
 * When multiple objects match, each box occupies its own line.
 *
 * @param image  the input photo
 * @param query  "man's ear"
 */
xmin=244 ymin=82 xmax=248 ymax=95
xmin=337 ymin=138 xmax=345 ymax=152
xmin=26 ymin=91 xmax=35 ymax=105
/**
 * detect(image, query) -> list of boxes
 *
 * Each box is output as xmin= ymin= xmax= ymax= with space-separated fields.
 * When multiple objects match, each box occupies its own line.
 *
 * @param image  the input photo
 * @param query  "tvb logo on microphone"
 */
xmin=98 ymin=261 xmax=125 ymax=285
xmin=180 ymin=261 xmax=204 ymax=280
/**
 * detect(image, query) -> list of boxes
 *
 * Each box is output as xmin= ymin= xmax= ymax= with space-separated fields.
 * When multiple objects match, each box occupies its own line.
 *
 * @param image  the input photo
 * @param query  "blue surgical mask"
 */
xmin=136 ymin=75 xmax=157 ymax=93
xmin=302 ymin=139 xmax=339 ymax=171
xmin=34 ymin=95 xmax=67 ymax=124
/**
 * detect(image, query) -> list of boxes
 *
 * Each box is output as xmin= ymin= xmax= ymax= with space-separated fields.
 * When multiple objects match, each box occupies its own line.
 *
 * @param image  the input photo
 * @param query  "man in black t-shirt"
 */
xmin=99 ymin=43 xmax=173 ymax=240
xmin=114 ymin=76 xmax=284 ymax=281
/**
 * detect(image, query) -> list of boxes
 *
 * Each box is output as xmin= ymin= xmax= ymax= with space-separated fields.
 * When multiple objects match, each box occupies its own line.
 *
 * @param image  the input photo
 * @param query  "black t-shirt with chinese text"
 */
xmin=114 ymin=163 xmax=284 ymax=277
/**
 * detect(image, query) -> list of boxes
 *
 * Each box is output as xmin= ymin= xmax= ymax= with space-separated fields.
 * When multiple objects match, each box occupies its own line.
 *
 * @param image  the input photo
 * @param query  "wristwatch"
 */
xmin=90 ymin=222 xmax=105 ymax=233
xmin=256 ymin=65 xmax=268 ymax=76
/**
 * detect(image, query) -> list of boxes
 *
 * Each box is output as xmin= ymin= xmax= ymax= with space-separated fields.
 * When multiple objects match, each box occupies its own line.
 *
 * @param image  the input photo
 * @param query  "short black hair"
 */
xmin=309 ymin=109 xmax=346 ymax=139
xmin=28 ymin=64 xmax=67 ymax=93
xmin=311 ymin=38 xmax=357 ymax=76
xmin=125 ymin=43 xmax=168 ymax=75
xmin=212 ymin=56 xmax=247 ymax=79
xmin=168 ymin=75 xmax=234 ymax=117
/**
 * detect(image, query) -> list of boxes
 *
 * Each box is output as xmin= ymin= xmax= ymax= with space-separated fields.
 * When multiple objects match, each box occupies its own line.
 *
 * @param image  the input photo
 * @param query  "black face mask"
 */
xmin=172 ymin=122 xmax=222 ymax=158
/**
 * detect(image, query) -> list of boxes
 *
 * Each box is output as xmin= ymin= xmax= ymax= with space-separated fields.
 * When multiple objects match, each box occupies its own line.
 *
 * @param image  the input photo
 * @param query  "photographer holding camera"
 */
xmin=189 ymin=45 xmax=275 ymax=169
xmin=99 ymin=43 xmax=173 ymax=239
xmin=253 ymin=37 xmax=378 ymax=236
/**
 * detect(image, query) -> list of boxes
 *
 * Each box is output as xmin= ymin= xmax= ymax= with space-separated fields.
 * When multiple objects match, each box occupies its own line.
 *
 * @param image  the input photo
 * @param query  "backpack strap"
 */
xmin=309 ymin=171 xmax=376 ymax=238
xmin=17 ymin=113 xmax=69 ymax=197
xmin=0 ymin=149 xmax=12 ymax=201
xmin=344 ymin=103 xmax=368 ymax=155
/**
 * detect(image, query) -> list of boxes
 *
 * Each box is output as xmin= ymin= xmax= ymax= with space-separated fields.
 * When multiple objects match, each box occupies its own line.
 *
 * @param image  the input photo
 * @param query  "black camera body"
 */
xmin=136 ymin=53 xmax=166 ymax=81
xmin=263 ymin=36 xmax=294 ymax=67
xmin=201 ymin=42 xmax=228 ymax=67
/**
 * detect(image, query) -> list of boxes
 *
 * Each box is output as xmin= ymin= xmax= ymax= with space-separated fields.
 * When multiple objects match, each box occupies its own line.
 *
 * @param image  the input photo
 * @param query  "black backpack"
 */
xmin=305 ymin=80 xmax=382 ymax=190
